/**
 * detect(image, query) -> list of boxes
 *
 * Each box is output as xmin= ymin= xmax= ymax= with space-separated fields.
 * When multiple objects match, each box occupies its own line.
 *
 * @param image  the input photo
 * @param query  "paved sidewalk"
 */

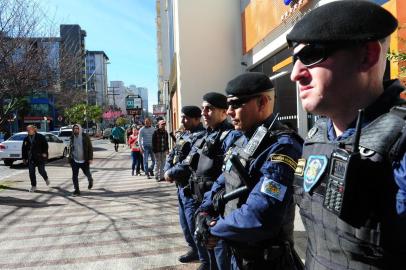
xmin=0 ymin=141 xmax=199 ymax=270
xmin=0 ymin=140 xmax=306 ymax=269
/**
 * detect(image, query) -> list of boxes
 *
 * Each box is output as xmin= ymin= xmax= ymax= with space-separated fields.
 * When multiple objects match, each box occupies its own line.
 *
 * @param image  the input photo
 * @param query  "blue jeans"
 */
xmin=142 ymin=146 xmax=155 ymax=174
xmin=131 ymin=151 xmax=142 ymax=173
xmin=178 ymin=187 xmax=209 ymax=264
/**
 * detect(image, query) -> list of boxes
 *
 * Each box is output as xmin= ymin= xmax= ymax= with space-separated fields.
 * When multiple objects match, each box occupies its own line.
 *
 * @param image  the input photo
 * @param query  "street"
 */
xmin=0 ymin=139 xmax=305 ymax=270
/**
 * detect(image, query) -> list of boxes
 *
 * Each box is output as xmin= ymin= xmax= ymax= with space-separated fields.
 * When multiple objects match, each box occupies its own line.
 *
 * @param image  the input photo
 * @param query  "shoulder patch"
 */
xmin=261 ymin=178 xmax=287 ymax=202
xmin=268 ymin=154 xmax=297 ymax=171
xmin=303 ymin=155 xmax=328 ymax=192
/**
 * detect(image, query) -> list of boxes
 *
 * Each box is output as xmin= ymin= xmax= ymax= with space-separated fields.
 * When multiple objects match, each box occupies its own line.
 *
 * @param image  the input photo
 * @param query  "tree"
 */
xmin=64 ymin=104 xmax=102 ymax=125
xmin=0 ymin=0 xmax=86 ymax=131
xmin=387 ymin=22 xmax=406 ymax=98
xmin=115 ymin=117 xmax=128 ymax=127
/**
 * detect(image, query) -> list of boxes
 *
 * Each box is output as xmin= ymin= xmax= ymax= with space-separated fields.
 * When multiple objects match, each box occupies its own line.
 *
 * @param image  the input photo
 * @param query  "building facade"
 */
xmin=241 ymin=0 xmax=406 ymax=136
xmin=59 ymin=24 xmax=87 ymax=91
xmin=86 ymin=51 xmax=109 ymax=108
xmin=156 ymin=0 xmax=245 ymax=132
xmin=157 ymin=0 xmax=406 ymax=136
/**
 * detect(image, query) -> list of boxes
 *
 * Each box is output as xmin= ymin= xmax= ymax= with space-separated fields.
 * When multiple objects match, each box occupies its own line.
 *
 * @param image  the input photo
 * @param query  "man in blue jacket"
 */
xmin=164 ymin=106 xmax=208 ymax=269
xmin=199 ymin=72 xmax=303 ymax=269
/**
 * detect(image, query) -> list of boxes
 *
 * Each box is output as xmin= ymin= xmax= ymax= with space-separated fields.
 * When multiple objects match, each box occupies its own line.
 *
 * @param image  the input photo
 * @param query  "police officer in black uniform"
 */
xmin=288 ymin=1 xmax=406 ymax=269
xmin=183 ymin=92 xmax=241 ymax=269
xmin=199 ymin=72 xmax=303 ymax=270
xmin=164 ymin=106 xmax=209 ymax=269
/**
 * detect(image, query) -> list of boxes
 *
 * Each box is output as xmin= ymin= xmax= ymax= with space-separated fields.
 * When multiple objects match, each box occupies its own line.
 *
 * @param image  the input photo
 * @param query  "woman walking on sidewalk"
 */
xmin=128 ymin=128 xmax=142 ymax=176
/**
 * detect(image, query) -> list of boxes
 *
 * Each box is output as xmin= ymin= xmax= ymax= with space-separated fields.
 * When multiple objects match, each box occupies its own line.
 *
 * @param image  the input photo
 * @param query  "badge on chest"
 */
xmin=303 ymin=155 xmax=328 ymax=192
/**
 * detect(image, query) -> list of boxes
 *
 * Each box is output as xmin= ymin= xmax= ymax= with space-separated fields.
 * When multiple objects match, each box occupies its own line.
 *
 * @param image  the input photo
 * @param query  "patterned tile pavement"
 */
xmin=0 ymin=140 xmax=305 ymax=269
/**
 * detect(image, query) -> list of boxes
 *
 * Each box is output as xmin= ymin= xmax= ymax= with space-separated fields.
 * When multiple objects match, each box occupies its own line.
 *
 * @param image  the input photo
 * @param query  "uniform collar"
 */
xmin=244 ymin=114 xmax=276 ymax=139
xmin=327 ymin=79 xmax=405 ymax=141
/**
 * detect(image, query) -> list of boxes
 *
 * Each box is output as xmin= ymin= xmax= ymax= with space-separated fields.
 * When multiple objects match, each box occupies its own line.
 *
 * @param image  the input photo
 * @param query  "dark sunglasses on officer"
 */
xmin=292 ymin=42 xmax=359 ymax=67
xmin=227 ymin=94 xmax=262 ymax=110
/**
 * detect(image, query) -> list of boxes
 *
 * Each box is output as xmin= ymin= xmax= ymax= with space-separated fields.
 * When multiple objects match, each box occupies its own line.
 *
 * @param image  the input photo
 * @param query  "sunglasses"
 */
xmin=227 ymin=95 xmax=261 ymax=110
xmin=292 ymin=43 xmax=356 ymax=67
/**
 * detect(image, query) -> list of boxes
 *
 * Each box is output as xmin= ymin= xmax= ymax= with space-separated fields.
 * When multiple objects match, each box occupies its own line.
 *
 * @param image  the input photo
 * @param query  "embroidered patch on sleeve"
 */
xmin=261 ymin=178 xmax=287 ymax=202
xmin=268 ymin=154 xmax=297 ymax=171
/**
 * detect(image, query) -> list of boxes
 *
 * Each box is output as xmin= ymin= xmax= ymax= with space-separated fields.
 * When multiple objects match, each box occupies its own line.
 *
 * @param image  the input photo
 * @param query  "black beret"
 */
xmin=181 ymin=106 xmax=201 ymax=118
xmin=203 ymin=92 xmax=228 ymax=109
xmin=286 ymin=1 xmax=398 ymax=45
xmin=225 ymin=72 xmax=273 ymax=97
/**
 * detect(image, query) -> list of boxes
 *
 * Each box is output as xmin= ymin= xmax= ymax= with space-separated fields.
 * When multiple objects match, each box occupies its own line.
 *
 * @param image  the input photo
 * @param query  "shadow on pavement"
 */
xmin=0 ymin=196 xmax=65 ymax=208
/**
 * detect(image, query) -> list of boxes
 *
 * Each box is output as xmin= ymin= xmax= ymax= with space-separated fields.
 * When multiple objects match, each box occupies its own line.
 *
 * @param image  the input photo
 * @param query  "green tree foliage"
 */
xmin=64 ymin=104 xmax=102 ymax=125
xmin=115 ymin=116 xmax=128 ymax=127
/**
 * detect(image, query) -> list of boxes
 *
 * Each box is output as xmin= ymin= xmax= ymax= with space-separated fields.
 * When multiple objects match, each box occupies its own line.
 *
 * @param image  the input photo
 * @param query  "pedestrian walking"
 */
xmin=22 ymin=125 xmax=50 ymax=192
xmin=288 ymin=1 xmax=406 ymax=269
xmin=128 ymin=128 xmax=142 ymax=176
xmin=152 ymin=120 xmax=169 ymax=182
xmin=197 ymin=73 xmax=303 ymax=269
xmin=138 ymin=118 xmax=156 ymax=179
xmin=69 ymin=124 xmax=94 ymax=196
xmin=112 ymin=125 xmax=121 ymax=152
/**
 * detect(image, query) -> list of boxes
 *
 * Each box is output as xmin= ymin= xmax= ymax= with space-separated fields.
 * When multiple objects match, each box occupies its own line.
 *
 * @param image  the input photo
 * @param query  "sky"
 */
xmin=40 ymin=0 xmax=157 ymax=111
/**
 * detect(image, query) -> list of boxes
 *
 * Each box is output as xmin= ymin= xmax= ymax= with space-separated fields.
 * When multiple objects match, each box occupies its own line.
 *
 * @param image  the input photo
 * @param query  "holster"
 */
xmin=230 ymin=241 xmax=303 ymax=270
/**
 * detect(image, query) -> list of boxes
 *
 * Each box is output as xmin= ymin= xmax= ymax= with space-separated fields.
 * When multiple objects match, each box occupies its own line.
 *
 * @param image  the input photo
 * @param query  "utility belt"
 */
xmin=229 ymin=240 xmax=303 ymax=270
xmin=190 ymin=175 xmax=214 ymax=203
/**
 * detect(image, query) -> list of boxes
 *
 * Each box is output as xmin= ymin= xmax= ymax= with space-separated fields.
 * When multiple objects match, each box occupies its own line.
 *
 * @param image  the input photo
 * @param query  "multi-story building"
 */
xmin=86 ymin=51 xmax=109 ymax=108
xmin=59 ymin=24 xmax=87 ymax=91
xmin=128 ymin=85 xmax=149 ymax=117
xmin=156 ymin=0 xmax=244 ymax=132
xmin=157 ymin=0 xmax=406 ymax=136
xmin=108 ymin=81 xmax=128 ymax=114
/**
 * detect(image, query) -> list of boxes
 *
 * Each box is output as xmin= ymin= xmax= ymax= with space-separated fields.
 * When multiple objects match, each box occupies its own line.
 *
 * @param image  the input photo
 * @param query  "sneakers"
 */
xmin=72 ymin=190 xmax=81 ymax=196
xmin=88 ymin=179 xmax=93 ymax=190
xmin=147 ymin=174 xmax=151 ymax=179
xmin=45 ymin=179 xmax=50 ymax=186
xmin=178 ymin=250 xmax=199 ymax=263
xmin=28 ymin=186 xmax=37 ymax=192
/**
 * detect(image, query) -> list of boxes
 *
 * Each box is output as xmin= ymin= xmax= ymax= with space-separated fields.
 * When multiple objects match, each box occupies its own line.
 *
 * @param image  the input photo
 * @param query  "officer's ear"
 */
xmin=359 ymin=41 xmax=381 ymax=72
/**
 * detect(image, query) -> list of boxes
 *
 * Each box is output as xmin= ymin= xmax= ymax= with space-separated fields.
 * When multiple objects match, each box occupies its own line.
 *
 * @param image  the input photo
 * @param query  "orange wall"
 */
xmin=242 ymin=0 xmax=290 ymax=53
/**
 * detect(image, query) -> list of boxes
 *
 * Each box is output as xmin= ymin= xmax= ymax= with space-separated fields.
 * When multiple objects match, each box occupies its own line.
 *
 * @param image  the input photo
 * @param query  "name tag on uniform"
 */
xmin=261 ymin=178 xmax=287 ymax=202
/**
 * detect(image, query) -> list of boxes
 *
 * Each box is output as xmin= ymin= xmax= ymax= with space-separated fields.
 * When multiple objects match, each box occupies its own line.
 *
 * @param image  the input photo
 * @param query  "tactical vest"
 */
xmin=190 ymin=130 xmax=231 ymax=203
xmin=172 ymin=132 xmax=190 ymax=165
xmin=294 ymin=107 xmax=406 ymax=269
xmin=223 ymin=121 xmax=300 ymax=221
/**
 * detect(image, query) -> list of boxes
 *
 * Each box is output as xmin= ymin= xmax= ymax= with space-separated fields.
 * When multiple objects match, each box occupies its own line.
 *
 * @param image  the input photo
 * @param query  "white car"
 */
xmin=0 ymin=132 xmax=67 ymax=166
xmin=58 ymin=127 xmax=72 ymax=146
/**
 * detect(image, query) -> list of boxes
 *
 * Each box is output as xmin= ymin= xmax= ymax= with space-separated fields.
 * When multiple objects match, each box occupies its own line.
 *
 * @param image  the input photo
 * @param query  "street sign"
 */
xmin=126 ymin=95 xmax=142 ymax=109
xmin=57 ymin=115 xmax=63 ymax=121
xmin=153 ymin=104 xmax=167 ymax=115
xmin=127 ymin=109 xmax=141 ymax=115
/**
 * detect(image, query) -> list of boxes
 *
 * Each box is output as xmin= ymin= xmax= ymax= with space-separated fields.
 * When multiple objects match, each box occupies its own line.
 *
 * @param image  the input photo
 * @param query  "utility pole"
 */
xmin=107 ymin=86 xmax=120 ymax=110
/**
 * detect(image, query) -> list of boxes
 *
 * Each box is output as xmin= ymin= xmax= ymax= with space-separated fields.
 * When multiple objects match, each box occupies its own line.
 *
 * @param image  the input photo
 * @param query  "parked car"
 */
xmin=103 ymin=128 xmax=112 ymax=139
xmin=0 ymin=132 xmax=66 ymax=166
xmin=50 ymin=130 xmax=60 ymax=136
xmin=58 ymin=126 xmax=73 ymax=149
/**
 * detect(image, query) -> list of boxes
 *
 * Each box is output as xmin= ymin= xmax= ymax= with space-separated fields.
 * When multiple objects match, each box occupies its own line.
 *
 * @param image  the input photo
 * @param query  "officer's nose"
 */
xmin=290 ymin=58 xmax=310 ymax=83
xmin=227 ymin=106 xmax=235 ymax=118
